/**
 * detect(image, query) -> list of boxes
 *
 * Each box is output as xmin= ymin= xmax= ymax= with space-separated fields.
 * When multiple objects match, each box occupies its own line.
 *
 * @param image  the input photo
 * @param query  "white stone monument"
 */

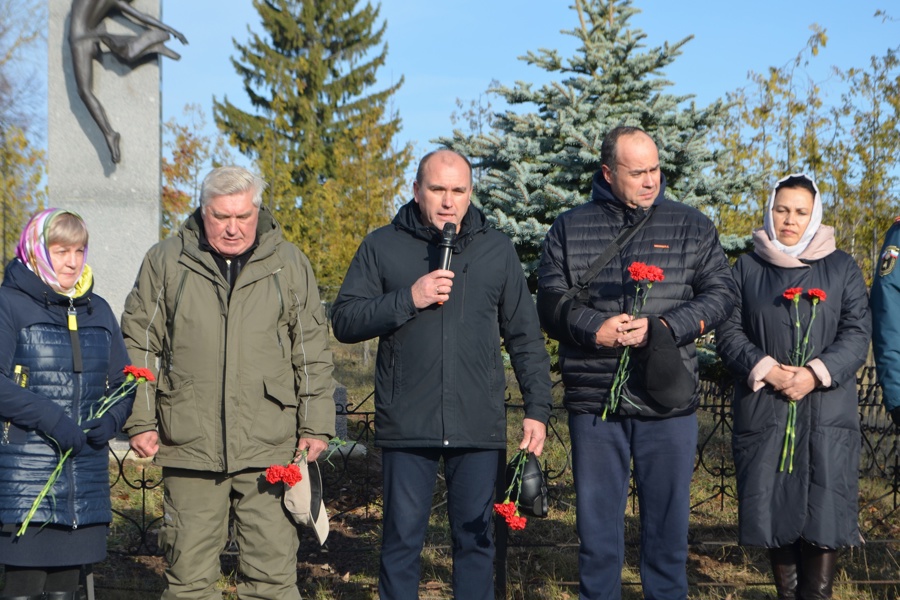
xmin=48 ymin=0 xmax=168 ymax=318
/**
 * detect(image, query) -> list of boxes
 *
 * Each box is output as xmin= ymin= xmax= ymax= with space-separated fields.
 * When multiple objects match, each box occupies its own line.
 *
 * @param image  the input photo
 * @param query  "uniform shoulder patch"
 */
xmin=880 ymin=245 xmax=900 ymax=277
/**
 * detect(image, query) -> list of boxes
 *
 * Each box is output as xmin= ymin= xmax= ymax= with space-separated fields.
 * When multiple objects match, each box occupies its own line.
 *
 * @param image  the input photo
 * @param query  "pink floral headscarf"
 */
xmin=15 ymin=208 xmax=89 ymax=295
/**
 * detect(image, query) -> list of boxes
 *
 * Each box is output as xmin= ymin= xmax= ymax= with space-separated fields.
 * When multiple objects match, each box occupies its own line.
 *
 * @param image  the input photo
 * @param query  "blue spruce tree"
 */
xmin=439 ymin=0 xmax=749 ymax=277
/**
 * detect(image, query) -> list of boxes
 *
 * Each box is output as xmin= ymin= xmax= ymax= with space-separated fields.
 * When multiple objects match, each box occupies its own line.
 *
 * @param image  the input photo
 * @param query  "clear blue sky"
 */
xmin=160 ymin=0 xmax=898 ymax=180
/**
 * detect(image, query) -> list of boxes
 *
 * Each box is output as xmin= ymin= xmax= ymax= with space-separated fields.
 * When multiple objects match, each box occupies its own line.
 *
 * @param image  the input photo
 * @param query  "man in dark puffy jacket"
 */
xmin=331 ymin=149 xmax=552 ymax=600
xmin=537 ymin=126 xmax=737 ymax=599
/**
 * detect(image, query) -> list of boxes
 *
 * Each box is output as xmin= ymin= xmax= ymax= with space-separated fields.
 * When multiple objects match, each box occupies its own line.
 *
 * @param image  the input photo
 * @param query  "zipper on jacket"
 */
xmin=68 ymin=370 xmax=81 ymax=530
xmin=274 ymin=272 xmax=285 ymax=358
xmin=67 ymin=298 xmax=83 ymax=373
xmin=459 ymin=264 xmax=469 ymax=323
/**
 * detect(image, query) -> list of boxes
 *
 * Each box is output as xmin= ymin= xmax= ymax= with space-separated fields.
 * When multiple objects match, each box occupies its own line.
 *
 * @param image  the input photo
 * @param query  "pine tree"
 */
xmin=0 ymin=0 xmax=46 ymax=271
xmin=439 ymin=0 xmax=744 ymax=278
xmin=161 ymin=104 xmax=236 ymax=238
xmin=212 ymin=0 xmax=408 ymax=251
xmin=297 ymin=103 xmax=410 ymax=301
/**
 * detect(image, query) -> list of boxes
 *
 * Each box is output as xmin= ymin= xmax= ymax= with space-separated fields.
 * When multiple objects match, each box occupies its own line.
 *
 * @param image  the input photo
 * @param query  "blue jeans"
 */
xmin=569 ymin=412 xmax=698 ymax=600
xmin=378 ymin=448 xmax=499 ymax=600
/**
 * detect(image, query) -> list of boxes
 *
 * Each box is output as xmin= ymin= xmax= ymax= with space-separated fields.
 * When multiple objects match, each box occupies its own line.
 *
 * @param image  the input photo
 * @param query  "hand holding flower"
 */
xmin=596 ymin=313 xmax=632 ymax=347
xmin=776 ymin=365 xmax=817 ymax=400
xmin=520 ymin=418 xmax=546 ymax=456
xmin=297 ymin=437 xmax=327 ymax=463
xmin=615 ymin=316 xmax=650 ymax=347
xmin=17 ymin=365 xmax=154 ymax=536
xmin=762 ymin=363 xmax=794 ymax=390
xmin=777 ymin=287 xmax=827 ymax=473
xmin=82 ymin=415 xmax=118 ymax=449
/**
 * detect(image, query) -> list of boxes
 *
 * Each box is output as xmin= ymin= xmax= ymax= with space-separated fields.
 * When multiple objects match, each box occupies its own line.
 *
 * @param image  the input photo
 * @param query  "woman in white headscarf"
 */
xmin=716 ymin=175 xmax=871 ymax=600
xmin=0 ymin=209 xmax=134 ymax=600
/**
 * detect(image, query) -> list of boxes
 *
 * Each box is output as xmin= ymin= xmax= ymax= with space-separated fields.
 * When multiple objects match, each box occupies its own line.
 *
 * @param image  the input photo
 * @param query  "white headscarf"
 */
xmin=763 ymin=173 xmax=823 ymax=258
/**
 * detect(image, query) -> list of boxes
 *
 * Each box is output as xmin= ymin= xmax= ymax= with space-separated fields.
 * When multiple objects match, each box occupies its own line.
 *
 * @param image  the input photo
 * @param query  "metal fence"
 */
xmin=108 ymin=365 xmax=900 ymax=592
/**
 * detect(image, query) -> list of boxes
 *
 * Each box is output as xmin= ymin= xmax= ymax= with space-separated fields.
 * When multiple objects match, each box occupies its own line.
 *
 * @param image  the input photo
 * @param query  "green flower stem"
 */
xmin=791 ymin=297 xmax=802 ymax=365
xmin=15 ymin=374 xmax=147 ymax=537
xmin=778 ymin=401 xmax=797 ymax=473
xmin=16 ymin=447 xmax=71 ymax=537
xmin=604 ymin=281 xmax=653 ymax=421
xmin=799 ymin=299 xmax=819 ymax=366
xmin=504 ymin=449 xmax=528 ymax=502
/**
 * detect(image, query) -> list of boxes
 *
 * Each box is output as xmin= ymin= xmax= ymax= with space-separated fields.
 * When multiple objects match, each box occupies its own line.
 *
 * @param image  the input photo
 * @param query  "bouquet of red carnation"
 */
xmin=604 ymin=262 xmax=665 ymax=420
xmin=493 ymin=449 xmax=531 ymax=530
xmin=17 ymin=365 xmax=155 ymax=536
xmin=266 ymin=462 xmax=303 ymax=488
xmin=779 ymin=287 xmax=827 ymax=473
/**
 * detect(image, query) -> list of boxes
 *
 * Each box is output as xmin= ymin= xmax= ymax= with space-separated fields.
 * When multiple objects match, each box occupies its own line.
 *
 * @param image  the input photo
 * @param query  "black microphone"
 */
xmin=438 ymin=222 xmax=457 ymax=271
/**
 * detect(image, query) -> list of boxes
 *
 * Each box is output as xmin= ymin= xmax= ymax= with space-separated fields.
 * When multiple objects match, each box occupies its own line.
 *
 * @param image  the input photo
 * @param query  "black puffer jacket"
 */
xmin=331 ymin=201 xmax=552 ymax=448
xmin=537 ymin=172 xmax=737 ymax=417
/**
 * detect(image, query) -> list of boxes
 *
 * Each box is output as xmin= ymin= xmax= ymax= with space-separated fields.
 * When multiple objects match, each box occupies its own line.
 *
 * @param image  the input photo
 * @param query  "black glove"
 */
xmin=82 ymin=416 xmax=119 ymax=450
xmin=47 ymin=414 xmax=87 ymax=455
xmin=891 ymin=406 xmax=900 ymax=428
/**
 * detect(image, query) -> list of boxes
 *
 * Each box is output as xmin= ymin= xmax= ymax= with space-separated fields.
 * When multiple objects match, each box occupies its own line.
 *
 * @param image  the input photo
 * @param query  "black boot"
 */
xmin=769 ymin=543 xmax=800 ymax=600
xmin=798 ymin=543 xmax=838 ymax=600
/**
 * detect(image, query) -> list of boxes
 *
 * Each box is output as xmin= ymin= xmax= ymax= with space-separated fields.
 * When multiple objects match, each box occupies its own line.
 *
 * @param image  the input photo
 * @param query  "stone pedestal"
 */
xmin=48 ymin=0 xmax=161 ymax=318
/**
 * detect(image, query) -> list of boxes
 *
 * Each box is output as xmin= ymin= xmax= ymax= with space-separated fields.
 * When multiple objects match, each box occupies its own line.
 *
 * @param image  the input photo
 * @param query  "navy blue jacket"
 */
xmin=537 ymin=172 xmax=737 ymax=417
xmin=331 ymin=201 xmax=552 ymax=448
xmin=0 ymin=260 xmax=133 ymax=528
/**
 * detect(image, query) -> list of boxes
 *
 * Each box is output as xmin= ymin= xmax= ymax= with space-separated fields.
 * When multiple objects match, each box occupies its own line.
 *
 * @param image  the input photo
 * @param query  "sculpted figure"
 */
xmin=69 ymin=0 xmax=188 ymax=163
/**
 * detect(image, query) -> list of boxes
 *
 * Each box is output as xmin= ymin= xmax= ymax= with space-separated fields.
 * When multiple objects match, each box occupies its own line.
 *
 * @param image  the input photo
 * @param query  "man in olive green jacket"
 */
xmin=122 ymin=166 xmax=335 ymax=600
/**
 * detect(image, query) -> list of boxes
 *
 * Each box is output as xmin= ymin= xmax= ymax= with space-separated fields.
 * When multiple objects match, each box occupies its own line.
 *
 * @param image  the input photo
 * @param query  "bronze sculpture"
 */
xmin=69 ymin=0 xmax=187 ymax=164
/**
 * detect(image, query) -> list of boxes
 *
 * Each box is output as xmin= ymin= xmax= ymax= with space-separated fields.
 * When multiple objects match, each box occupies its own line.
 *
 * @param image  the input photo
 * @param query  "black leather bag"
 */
xmin=506 ymin=452 xmax=548 ymax=518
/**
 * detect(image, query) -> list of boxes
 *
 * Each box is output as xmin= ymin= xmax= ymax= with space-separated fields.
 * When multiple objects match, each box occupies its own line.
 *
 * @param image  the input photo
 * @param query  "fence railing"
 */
xmin=108 ymin=366 xmax=900 ymax=591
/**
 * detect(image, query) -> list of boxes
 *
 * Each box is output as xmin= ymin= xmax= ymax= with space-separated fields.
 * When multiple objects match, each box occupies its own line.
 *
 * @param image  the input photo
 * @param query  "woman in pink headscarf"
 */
xmin=0 ymin=209 xmax=134 ymax=599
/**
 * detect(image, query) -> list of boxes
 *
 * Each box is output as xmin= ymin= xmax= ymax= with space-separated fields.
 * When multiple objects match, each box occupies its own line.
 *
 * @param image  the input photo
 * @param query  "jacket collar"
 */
xmin=752 ymin=225 xmax=836 ymax=268
xmin=2 ymin=259 xmax=94 ymax=307
xmin=591 ymin=169 xmax=668 ymax=224
xmin=181 ymin=205 xmax=280 ymax=266
xmin=392 ymin=200 xmax=489 ymax=252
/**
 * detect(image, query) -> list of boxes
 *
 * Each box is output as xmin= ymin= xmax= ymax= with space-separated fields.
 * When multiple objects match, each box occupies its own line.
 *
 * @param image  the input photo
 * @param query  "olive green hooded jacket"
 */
xmin=122 ymin=206 xmax=335 ymax=473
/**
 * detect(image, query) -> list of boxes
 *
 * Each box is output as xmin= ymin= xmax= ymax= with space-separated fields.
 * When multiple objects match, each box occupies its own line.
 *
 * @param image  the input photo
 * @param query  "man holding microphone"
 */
xmin=331 ymin=149 xmax=552 ymax=600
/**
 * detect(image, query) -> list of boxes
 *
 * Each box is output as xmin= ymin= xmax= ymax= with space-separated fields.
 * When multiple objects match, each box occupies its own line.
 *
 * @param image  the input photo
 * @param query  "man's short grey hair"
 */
xmin=200 ymin=166 xmax=267 ymax=209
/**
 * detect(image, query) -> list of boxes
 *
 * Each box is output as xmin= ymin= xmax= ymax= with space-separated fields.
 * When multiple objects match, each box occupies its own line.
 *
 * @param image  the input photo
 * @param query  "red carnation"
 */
xmin=280 ymin=463 xmax=303 ymax=487
xmin=265 ymin=463 xmax=303 ymax=487
xmin=493 ymin=501 xmax=517 ymax=519
xmin=783 ymin=287 xmax=803 ymax=301
xmin=628 ymin=262 xmax=664 ymax=283
xmin=807 ymin=288 xmax=827 ymax=302
xmin=123 ymin=365 xmax=155 ymax=382
xmin=265 ymin=464 xmax=286 ymax=484
xmin=506 ymin=515 xmax=528 ymax=530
